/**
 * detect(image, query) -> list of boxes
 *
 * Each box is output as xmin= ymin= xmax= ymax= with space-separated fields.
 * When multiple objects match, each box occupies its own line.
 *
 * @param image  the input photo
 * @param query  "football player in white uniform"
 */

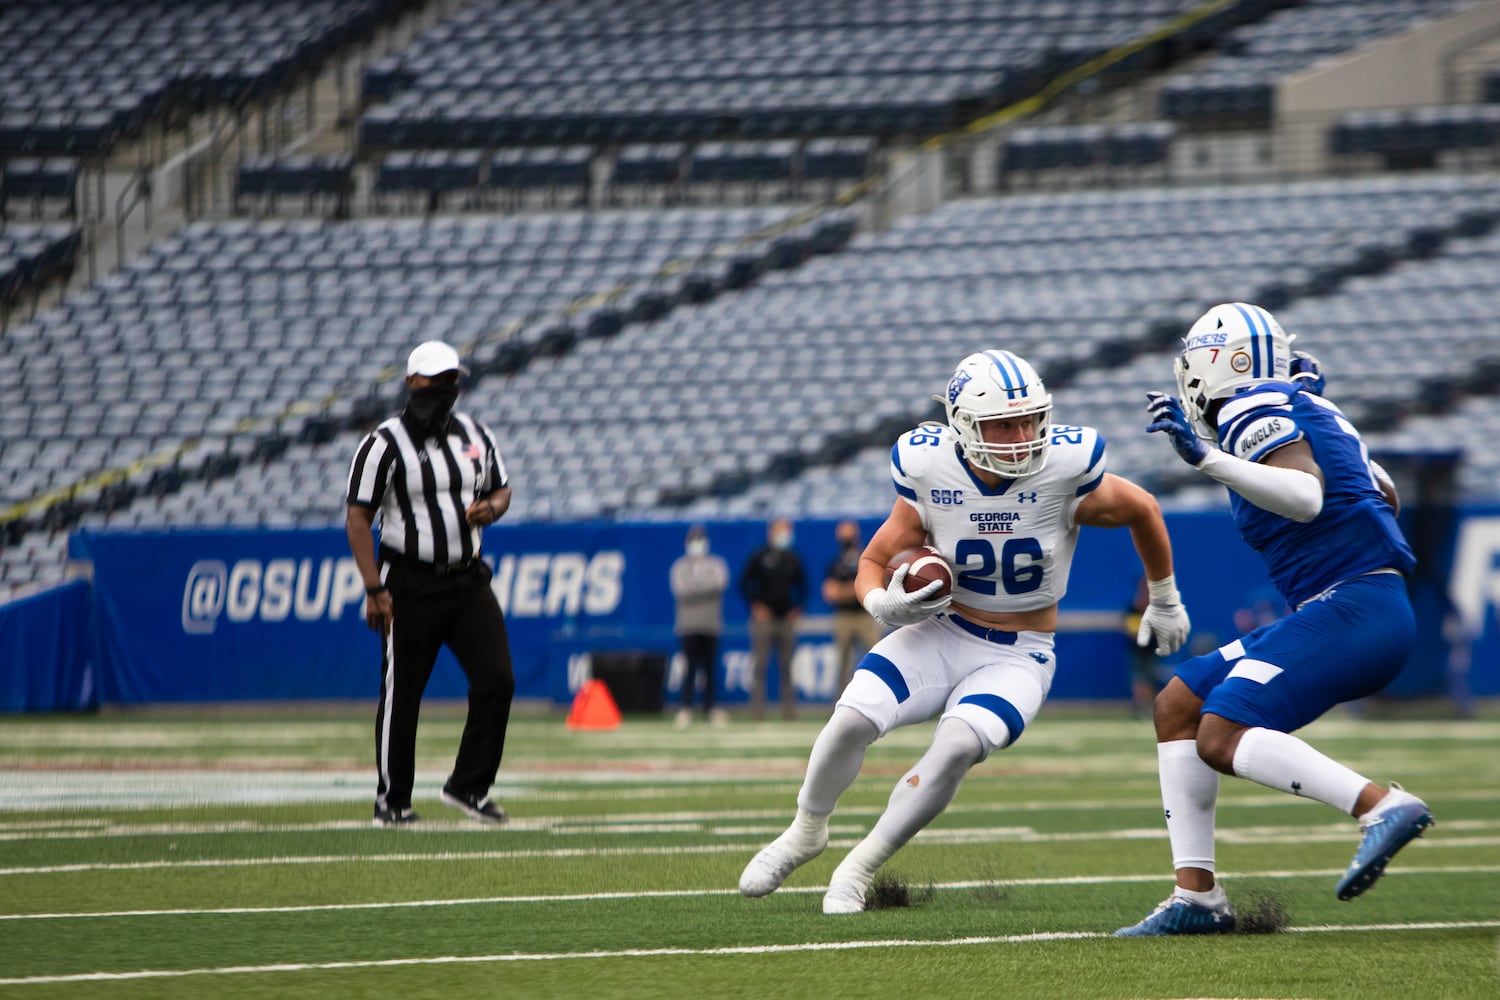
xmin=739 ymin=350 xmax=1192 ymax=914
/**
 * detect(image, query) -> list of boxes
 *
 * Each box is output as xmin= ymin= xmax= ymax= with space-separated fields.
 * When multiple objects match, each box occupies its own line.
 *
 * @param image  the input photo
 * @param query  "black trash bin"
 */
xmin=590 ymin=652 xmax=667 ymax=715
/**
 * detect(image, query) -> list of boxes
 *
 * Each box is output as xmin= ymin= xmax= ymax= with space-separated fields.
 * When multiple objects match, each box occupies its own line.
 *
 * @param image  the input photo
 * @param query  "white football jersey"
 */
xmin=890 ymin=421 xmax=1107 ymax=614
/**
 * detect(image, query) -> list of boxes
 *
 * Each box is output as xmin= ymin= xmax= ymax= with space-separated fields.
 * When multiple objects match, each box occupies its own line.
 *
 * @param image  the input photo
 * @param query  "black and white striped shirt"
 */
xmin=346 ymin=411 xmax=508 ymax=566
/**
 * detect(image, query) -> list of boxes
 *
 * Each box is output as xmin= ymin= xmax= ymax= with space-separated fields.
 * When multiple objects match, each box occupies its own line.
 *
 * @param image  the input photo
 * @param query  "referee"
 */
xmin=345 ymin=340 xmax=515 ymax=828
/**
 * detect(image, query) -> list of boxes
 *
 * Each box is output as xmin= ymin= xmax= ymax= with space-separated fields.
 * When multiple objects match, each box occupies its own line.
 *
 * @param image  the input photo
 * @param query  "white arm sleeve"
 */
xmin=1195 ymin=448 xmax=1323 ymax=523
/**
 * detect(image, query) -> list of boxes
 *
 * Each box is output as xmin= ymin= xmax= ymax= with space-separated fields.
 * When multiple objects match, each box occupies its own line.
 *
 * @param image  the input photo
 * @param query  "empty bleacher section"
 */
xmin=356 ymin=0 xmax=1232 ymax=150
xmin=646 ymin=175 xmax=1500 ymax=520
xmin=0 ymin=0 xmax=404 ymax=160
xmin=0 ymin=225 xmax=82 ymax=324
xmin=151 ymin=176 xmax=1500 ymax=528
xmin=1329 ymin=104 xmax=1500 ymax=168
xmin=1159 ymin=0 xmax=1475 ymax=124
xmin=8 ymin=0 xmax=1500 ymax=607
xmin=0 ymin=204 xmax=851 ymax=592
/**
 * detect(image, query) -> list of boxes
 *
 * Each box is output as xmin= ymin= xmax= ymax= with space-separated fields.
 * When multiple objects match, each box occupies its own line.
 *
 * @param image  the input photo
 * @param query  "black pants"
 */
xmin=679 ymin=633 xmax=719 ymax=712
xmin=374 ymin=555 xmax=515 ymax=811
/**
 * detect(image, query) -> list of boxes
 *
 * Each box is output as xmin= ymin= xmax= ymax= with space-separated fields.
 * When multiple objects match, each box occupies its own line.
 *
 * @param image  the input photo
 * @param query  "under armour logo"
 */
xmin=1017 ymin=491 xmax=1038 ymax=503
xmin=1029 ymin=651 xmax=1049 ymax=664
xmin=1164 ymin=808 xmax=1172 ymax=820
xmin=1291 ymin=781 xmax=1303 ymax=794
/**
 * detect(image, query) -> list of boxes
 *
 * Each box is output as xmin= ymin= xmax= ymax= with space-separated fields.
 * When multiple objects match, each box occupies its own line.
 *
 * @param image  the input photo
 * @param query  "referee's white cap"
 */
xmin=407 ymin=340 xmax=470 ymax=377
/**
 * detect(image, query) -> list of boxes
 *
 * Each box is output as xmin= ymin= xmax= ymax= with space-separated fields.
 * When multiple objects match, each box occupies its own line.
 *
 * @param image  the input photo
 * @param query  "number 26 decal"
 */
xmin=954 ymin=537 xmax=1045 ymax=595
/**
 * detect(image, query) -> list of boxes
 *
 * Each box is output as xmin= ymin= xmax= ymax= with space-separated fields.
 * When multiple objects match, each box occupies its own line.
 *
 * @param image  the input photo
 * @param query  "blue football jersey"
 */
xmin=1215 ymin=383 xmax=1415 ymax=607
xmin=890 ymin=422 xmax=1107 ymax=614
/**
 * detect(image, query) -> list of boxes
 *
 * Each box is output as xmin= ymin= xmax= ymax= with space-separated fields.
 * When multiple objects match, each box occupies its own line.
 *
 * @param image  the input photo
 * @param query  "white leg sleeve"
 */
xmin=797 ymin=707 xmax=880 ymax=815
xmin=828 ymin=718 xmax=984 ymax=894
xmin=1160 ymin=739 xmax=1220 ymax=873
xmin=868 ymin=717 xmax=984 ymax=849
xmin=1231 ymin=726 xmax=1367 ymax=815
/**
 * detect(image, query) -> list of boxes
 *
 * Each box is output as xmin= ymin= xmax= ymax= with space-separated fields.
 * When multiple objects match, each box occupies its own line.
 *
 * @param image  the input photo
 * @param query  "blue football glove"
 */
xmin=1145 ymin=391 xmax=1209 ymax=467
xmin=1290 ymin=350 xmax=1325 ymax=396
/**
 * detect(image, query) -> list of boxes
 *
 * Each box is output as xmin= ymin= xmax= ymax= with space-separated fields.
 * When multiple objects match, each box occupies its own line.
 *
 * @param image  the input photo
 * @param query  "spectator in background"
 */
xmin=670 ymin=524 xmax=730 ymax=728
xmin=823 ymin=520 xmax=883 ymax=695
xmin=740 ymin=518 xmax=808 ymax=721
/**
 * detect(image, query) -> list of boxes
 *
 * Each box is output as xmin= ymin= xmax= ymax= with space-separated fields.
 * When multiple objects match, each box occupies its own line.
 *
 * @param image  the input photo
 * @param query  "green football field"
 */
xmin=1 ymin=701 xmax=1497 ymax=999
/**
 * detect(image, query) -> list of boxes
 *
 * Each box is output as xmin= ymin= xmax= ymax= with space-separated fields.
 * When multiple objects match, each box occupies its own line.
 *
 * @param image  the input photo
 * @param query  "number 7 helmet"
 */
xmin=936 ymin=350 xmax=1052 ymax=478
xmin=1176 ymin=302 xmax=1294 ymax=440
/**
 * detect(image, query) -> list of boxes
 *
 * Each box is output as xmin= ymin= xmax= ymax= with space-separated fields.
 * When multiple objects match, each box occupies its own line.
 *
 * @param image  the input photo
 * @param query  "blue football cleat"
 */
xmin=1114 ymin=895 xmax=1236 ymax=937
xmin=1336 ymin=784 xmax=1434 ymax=901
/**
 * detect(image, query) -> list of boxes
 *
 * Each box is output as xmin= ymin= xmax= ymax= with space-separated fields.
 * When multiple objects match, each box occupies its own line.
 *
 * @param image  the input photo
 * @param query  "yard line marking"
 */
xmin=4 ymin=921 xmax=1500 ymax=985
xmin=5 ymin=826 xmax=1497 ymax=877
xmin=4 ymin=865 xmax=1498 ymax=921
xmin=4 ymin=811 xmax=1497 ymax=843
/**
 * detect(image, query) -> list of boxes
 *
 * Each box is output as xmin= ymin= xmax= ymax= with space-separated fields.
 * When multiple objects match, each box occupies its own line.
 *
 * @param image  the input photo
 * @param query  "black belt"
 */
xmin=942 ymin=612 xmax=1017 ymax=645
xmin=380 ymin=546 xmax=481 ymax=577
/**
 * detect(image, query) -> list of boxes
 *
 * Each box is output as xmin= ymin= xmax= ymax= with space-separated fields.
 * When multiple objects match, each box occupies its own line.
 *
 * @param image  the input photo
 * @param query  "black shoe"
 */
xmin=372 ymin=804 xmax=420 ymax=828
xmin=441 ymin=785 xmax=508 ymax=825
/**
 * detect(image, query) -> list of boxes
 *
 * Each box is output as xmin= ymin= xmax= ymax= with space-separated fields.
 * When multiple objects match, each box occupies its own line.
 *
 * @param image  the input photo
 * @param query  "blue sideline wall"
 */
xmin=3 ymin=508 xmax=1497 ymax=712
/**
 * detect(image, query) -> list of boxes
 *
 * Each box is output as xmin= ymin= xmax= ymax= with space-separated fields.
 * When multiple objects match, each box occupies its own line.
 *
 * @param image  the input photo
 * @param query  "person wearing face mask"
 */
xmin=669 ymin=525 xmax=730 ymax=728
xmin=739 ymin=518 xmax=808 ymax=721
xmin=823 ymin=520 xmax=884 ymax=697
xmin=346 ymin=340 xmax=516 ymax=829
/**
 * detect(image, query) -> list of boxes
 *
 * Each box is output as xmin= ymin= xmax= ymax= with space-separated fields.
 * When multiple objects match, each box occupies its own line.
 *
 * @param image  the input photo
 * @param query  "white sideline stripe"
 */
xmin=5 ymin=865 xmax=1498 ymax=922
xmin=6 ymin=829 xmax=1498 ymax=878
xmin=4 ymin=921 xmax=1499 ymax=986
xmin=4 ymin=813 xmax=1496 ymax=845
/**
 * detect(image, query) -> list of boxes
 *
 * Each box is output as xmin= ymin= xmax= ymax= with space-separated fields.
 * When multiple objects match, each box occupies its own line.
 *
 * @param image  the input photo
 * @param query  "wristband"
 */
xmin=365 ymin=584 xmax=388 ymax=596
xmin=861 ymin=587 xmax=887 ymax=617
xmin=1146 ymin=576 xmax=1179 ymax=603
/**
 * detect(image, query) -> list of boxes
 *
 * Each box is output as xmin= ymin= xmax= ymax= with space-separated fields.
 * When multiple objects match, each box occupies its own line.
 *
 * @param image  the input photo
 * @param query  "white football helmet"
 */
xmin=1175 ymin=302 xmax=1294 ymax=440
xmin=936 ymin=350 xmax=1051 ymax=478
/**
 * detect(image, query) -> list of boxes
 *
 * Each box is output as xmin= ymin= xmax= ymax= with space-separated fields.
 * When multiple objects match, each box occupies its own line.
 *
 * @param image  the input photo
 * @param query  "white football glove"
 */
xmin=862 ymin=564 xmax=952 ymax=628
xmin=1136 ymin=575 xmax=1191 ymax=656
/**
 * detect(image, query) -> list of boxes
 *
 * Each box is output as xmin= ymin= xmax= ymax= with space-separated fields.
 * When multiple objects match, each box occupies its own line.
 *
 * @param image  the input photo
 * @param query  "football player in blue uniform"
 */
xmin=739 ymin=350 xmax=1193 ymax=914
xmin=1117 ymin=302 xmax=1434 ymax=937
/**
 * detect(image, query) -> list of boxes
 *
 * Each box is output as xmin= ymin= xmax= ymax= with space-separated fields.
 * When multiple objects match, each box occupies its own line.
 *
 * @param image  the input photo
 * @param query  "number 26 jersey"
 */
xmin=889 ymin=422 xmax=1107 ymax=615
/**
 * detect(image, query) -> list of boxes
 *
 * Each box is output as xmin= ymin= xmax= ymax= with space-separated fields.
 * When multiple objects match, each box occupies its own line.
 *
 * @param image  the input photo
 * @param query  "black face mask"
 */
xmin=407 ymin=383 xmax=459 ymax=431
xmin=838 ymin=537 xmax=858 ymax=551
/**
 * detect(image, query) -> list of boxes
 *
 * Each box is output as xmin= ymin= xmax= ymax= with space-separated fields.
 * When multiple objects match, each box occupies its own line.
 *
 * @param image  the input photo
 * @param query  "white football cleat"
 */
xmin=738 ymin=828 xmax=827 ymax=898
xmin=822 ymin=880 xmax=867 ymax=914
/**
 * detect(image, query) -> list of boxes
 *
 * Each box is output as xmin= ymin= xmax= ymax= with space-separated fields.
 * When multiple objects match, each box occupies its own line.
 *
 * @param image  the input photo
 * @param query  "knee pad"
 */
xmin=835 ymin=668 xmax=902 ymax=738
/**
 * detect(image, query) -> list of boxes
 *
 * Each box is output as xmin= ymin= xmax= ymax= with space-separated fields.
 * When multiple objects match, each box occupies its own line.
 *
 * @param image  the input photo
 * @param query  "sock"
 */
xmin=1231 ymin=727 xmax=1367 ymax=815
xmin=1174 ymin=884 xmax=1229 ymax=909
xmin=1362 ymin=783 xmax=1419 ymax=822
xmin=828 ymin=832 xmax=897 ymax=891
xmin=796 ymin=707 xmax=879 ymax=815
xmin=786 ymin=807 xmax=827 ymax=843
xmin=1159 ymin=739 xmax=1220 ymax=873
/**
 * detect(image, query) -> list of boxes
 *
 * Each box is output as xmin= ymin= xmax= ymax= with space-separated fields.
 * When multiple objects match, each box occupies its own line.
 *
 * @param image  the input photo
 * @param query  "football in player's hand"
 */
xmin=885 ymin=545 xmax=953 ymax=599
